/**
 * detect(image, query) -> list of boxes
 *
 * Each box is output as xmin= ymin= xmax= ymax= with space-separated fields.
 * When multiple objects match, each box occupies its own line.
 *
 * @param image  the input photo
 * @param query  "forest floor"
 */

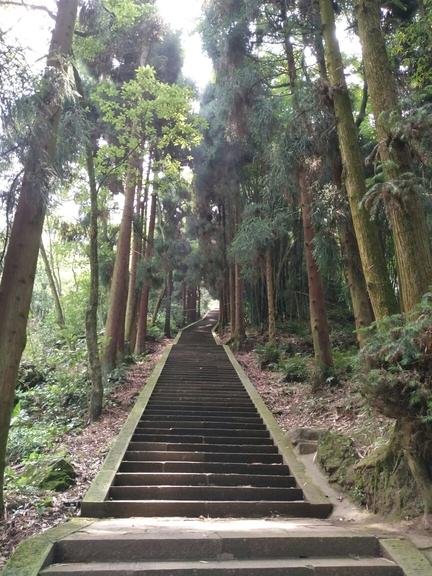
xmin=0 ymin=339 xmax=171 ymax=569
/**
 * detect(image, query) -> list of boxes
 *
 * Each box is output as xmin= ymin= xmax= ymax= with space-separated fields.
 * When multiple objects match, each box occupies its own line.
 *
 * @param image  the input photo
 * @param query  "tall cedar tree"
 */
xmin=0 ymin=0 xmax=78 ymax=515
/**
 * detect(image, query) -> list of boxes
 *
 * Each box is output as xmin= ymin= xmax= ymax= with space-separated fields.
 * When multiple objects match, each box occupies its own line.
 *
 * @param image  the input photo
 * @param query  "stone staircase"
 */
xmin=33 ymin=313 xmax=429 ymax=576
xmin=81 ymin=313 xmax=328 ymax=518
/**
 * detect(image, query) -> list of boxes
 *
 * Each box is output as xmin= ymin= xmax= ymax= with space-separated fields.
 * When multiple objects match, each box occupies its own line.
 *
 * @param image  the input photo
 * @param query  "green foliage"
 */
xmin=280 ymin=355 xmax=310 ymax=383
xmin=255 ymin=342 xmax=280 ymax=368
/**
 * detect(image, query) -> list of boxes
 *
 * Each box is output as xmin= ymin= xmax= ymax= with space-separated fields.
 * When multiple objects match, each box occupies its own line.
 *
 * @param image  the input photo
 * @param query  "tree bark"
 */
xmin=233 ymin=262 xmax=246 ymax=347
xmin=0 ymin=0 xmax=78 ymax=516
xmin=299 ymin=169 xmax=333 ymax=370
xmin=265 ymin=248 xmax=276 ymax=343
xmin=40 ymin=241 xmax=65 ymax=329
xmin=73 ymin=65 xmax=103 ymax=421
xmin=164 ymin=270 xmax=173 ymax=338
xmin=103 ymin=157 xmax=138 ymax=372
xmin=135 ymin=192 xmax=157 ymax=354
xmin=151 ymin=285 xmax=166 ymax=325
xmin=126 ymin=155 xmax=152 ymax=351
xmin=280 ymin=19 xmax=333 ymax=370
xmin=356 ymin=0 xmax=432 ymax=312
xmin=229 ymin=264 xmax=236 ymax=335
xmin=85 ymin=143 xmax=103 ymax=421
xmin=319 ymin=0 xmax=398 ymax=319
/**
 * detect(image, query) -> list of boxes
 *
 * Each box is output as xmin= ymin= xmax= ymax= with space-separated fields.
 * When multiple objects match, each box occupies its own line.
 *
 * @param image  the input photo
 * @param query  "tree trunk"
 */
xmin=280 ymin=21 xmax=332 ymax=370
xmin=73 ymin=65 xmax=103 ymax=421
xmin=85 ymin=143 xmax=103 ymax=422
xmin=135 ymin=192 xmax=157 ymax=355
xmin=127 ymin=155 xmax=152 ymax=351
xmin=233 ymin=262 xmax=246 ymax=347
xmin=40 ymin=241 xmax=65 ymax=329
xmin=229 ymin=265 xmax=236 ymax=335
xmin=299 ymin=169 xmax=333 ymax=371
xmin=319 ymin=0 xmax=398 ymax=319
xmin=151 ymin=285 xmax=166 ymax=325
xmin=124 ymin=159 xmax=143 ymax=347
xmin=182 ymin=281 xmax=187 ymax=326
xmin=103 ymin=158 xmax=138 ymax=372
xmin=0 ymin=0 xmax=78 ymax=516
xmin=265 ymin=248 xmax=276 ymax=343
xmin=164 ymin=270 xmax=173 ymax=338
xmin=197 ymin=287 xmax=201 ymax=318
xmin=339 ymin=214 xmax=375 ymax=344
xmin=356 ymin=0 xmax=432 ymax=312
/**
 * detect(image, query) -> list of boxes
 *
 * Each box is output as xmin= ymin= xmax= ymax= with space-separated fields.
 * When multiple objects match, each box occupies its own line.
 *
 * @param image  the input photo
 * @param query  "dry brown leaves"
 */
xmin=0 ymin=340 xmax=170 ymax=568
xmin=235 ymin=351 xmax=391 ymax=450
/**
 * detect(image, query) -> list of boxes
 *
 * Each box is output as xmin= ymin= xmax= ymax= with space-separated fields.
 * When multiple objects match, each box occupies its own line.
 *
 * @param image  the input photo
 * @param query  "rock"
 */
xmin=23 ymin=454 xmax=76 ymax=491
xmin=316 ymin=431 xmax=359 ymax=486
xmin=288 ymin=427 xmax=327 ymax=446
xmin=17 ymin=362 xmax=46 ymax=391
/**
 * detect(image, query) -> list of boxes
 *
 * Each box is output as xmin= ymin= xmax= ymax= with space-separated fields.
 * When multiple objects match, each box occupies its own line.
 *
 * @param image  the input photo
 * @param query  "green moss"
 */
xmin=317 ymin=431 xmax=359 ymax=485
xmin=22 ymin=454 xmax=76 ymax=491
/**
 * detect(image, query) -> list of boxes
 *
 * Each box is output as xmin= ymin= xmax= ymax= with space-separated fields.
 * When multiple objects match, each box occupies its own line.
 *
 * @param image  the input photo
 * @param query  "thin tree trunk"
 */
xmin=356 ymin=0 xmax=432 ymax=312
xmin=0 ymin=0 xmax=78 ymax=516
xmin=197 ymin=287 xmax=201 ymax=318
xmin=103 ymin=158 xmax=138 ymax=372
xmin=73 ymin=65 xmax=103 ymax=420
xmin=311 ymin=24 xmax=375 ymax=343
xmin=299 ymin=170 xmax=333 ymax=370
xmin=229 ymin=265 xmax=236 ymax=335
xmin=319 ymin=0 xmax=398 ymax=319
xmin=124 ymin=158 xmax=143 ymax=347
xmin=164 ymin=270 xmax=173 ymax=338
xmin=40 ymin=241 xmax=65 ymax=329
xmin=339 ymin=214 xmax=375 ymax=344
xmin=85 ymin=144 xmax=103 ymax=421
xmin=135 ymin=192 xmax=157 ymax=355
xmin=280 ymin=20 xmax=333 ymax=370
xmin=265 ymin=248 xmax=276 ymax=343
xmin=127 ymin=155 xmax=152 ymax=351
xmin=182 ymin=281 xmax=187 ymax=326
xmin=151 ymin=285 xmax=166 ymax=325
xmin=233 ymin=262 xmax=246 ymax=346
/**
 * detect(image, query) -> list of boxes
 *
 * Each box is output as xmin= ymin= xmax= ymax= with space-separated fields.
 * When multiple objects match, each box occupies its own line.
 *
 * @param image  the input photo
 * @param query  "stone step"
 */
xmin=131 ymin=434 xmax=273 ymax=445
xmin=53 ymin=532 xmax=381 ymax=563
xmin=143 ymin=409 xmax=259 ymax=417
xmin=123 ymin=451 xmax=283 ymax=463
xmin=139 ymin=416 xmax=265 ymax=426
xmin=132 ymin=429 xmax=270 ymax=439
xmin=80 ymin=500 xmax=332 ymax=518
xmin=127 ymin=442 xmax=278 ymax=454
xmin=41 ymin=557 xmax=401 ymax=575
xmin=118 ymin=462 xmax=291 ymax=475
xmin=146 ymin=401 xmax=255 ymax=409
xmin=112 ymin=473 xmax=297 ymax=487
xmin=150 ymin=394 xmax=250 ymax=400
xmin=108 ymin=486 xmax=304 ymax=501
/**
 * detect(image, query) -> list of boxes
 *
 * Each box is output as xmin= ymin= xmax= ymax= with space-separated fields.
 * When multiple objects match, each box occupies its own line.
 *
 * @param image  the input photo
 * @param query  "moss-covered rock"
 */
xmin=23 ymin=454 xmax=76 ymax=491
xmin=317 ymin=431 xmax=359 ymax=486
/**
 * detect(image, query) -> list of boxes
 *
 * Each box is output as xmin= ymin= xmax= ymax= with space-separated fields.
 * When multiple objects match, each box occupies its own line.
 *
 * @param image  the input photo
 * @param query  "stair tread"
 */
xmin=41 ymin=557 xmax=401 ymax=573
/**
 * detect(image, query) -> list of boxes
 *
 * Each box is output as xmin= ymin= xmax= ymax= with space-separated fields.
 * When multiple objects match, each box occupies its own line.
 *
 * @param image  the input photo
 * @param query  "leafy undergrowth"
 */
xmin=0 ymin=340 xmax=169 ymax=569
xmin=235 ymin=347 xmax=392 ymax=450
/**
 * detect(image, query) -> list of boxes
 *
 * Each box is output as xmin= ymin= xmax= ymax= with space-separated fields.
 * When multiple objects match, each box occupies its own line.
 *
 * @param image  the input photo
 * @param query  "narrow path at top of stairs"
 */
xmin=82 ymin=311 xmax=329 ymax=519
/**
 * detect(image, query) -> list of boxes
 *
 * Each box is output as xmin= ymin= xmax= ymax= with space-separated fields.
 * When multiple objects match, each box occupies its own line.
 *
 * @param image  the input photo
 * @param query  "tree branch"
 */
xmin=0 ymin=0 xmax=56 ymax=20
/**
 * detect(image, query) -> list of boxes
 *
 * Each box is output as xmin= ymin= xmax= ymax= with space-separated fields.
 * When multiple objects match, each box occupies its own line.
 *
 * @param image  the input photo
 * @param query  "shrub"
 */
xmin=280 ymin=355 xmax=310 ymax=382
xmin=255 ymin=342 xmax=281 ymax=368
